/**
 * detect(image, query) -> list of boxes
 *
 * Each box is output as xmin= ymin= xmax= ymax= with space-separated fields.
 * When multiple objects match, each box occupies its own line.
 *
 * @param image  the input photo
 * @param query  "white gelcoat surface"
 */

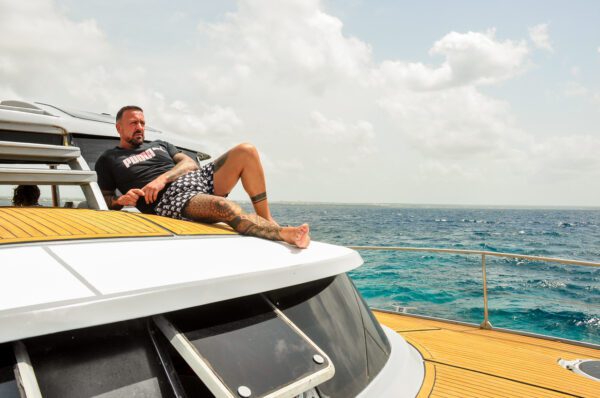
xmin=0 ymin=247 xmax=93 ymax=311
xmin=356 ymin=326 xmax=425 ymax=398
xmin=52 ymin=237 xmax=353 ymax=295
xmin=0 ymin=236 xmax=361 ymax=342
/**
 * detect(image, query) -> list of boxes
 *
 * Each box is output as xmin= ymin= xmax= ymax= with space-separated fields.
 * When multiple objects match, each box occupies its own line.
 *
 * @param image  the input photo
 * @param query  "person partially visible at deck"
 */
xmin=94 ymin=105 xmax=310 ymax=248
xmin=12 ymin=185 xmax=40 ymax=206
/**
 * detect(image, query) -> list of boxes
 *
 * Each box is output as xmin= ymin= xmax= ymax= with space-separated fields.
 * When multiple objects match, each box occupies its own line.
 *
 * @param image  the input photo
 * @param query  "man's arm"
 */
xmin=141 ymin=153 xmax=199 ymax=204
xmin=102 ymin=188 xmax=145 ymax=210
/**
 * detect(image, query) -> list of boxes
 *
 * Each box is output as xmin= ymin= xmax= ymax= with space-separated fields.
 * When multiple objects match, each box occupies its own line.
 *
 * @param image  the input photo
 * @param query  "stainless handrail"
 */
xmin=348 ymin=245 xmax=600 ymax=330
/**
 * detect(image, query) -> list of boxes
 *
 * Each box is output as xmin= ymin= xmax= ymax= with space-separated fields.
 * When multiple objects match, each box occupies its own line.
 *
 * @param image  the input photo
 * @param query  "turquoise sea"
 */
xmin=262 ymin=203 xmax=600 ymax=345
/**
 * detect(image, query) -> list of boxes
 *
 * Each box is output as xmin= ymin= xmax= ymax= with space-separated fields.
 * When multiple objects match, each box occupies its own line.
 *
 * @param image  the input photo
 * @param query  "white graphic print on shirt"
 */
xmin=122 ymin=146 xmax=167 ymax=168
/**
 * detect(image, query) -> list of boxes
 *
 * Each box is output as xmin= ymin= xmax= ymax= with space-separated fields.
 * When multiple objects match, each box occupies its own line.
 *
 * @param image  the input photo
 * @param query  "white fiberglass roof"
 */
xmin=0 ymin=235 xmax=362 ymax=343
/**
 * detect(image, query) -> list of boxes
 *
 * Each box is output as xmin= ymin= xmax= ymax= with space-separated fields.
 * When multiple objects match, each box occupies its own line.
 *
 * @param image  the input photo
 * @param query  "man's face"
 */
xmin=116 ymin=109 xmax=145 ymax=149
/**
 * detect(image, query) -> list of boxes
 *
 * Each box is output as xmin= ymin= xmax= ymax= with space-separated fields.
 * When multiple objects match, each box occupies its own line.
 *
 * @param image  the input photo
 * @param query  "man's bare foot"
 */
xmin=281 ymin=223 xmax=310 ymax=248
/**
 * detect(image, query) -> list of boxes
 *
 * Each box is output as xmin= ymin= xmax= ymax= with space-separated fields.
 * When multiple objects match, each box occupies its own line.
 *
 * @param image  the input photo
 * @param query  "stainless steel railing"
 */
xmin=348 ymin=246 xmax=600 ymax=330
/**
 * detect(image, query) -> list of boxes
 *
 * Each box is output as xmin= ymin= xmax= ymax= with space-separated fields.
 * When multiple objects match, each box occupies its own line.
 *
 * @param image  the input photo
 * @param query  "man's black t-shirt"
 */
xmin=95 ymin=140 xmax=181 ymax=214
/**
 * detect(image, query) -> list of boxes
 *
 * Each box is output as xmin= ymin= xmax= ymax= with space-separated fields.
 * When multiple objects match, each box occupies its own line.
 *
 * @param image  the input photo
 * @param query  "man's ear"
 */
xmin=115 ymin=121 xmax=122 ymax=134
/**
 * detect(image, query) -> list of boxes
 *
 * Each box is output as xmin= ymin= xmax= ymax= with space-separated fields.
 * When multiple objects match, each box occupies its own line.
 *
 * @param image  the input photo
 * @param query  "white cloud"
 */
xmin=1 ymin=0 xmax=597 ymax=204
xmin=532 ymin=135 xmax=600 ymax=179
xmin=570 ymin=66 xmax=581 ymax=77
xmin=373 ymin=29 xmax=529 ymax=90
xmin=564 ymin=81 xmax=588 ymax=97
xmin=195 ymin=0 xmax=372 ymax=94
xmin=308 ymin=111 xmax=376 ymax=157
xmin=528 ymin=23 xmax=553 ymax=52
xmin=0 ymin=0 xmax=113 ymax=102
xmin=429 ymin=29 xmax=530 ymax=85
xmin=378 ymin=86 xmax=527 ymax=161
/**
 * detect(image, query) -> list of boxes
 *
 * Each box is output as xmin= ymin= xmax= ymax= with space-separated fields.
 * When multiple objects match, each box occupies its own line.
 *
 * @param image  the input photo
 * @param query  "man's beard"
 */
xmin=128 ymin=131 xmax=144 ymax=148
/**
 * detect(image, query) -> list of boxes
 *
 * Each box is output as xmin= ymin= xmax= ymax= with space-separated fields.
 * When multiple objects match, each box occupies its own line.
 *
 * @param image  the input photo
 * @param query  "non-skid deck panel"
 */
xmin=374 ymin=311 xmax=477 ymax=332
xmin=135 ymin=213 xmax=235 ymax=235
xmin=0 ymin=208 xmax=236 ymax=245
xmin=374 ymin=311 xmax=600 ymax=398
xmin=425 ymin=363 xmax=573 ymax=398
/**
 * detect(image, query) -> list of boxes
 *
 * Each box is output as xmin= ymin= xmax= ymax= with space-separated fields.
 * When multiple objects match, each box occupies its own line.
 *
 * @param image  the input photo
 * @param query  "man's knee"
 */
xmin=213 ymin=196 xmax=240 ymax=215
xmin=233 ymin=142 xmax=258 ymax=159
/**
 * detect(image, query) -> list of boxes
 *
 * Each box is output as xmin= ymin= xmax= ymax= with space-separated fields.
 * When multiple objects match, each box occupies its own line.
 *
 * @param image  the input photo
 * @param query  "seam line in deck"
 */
xmin=396 ymin=328 xmax=440 ymax=333
xmin=425 ymin=359 xmax=583 ymax=398
xmin=462 ymin=330 xmax=600 ymax=359
xmin=43 ymin=246 xmax=102 ymax=296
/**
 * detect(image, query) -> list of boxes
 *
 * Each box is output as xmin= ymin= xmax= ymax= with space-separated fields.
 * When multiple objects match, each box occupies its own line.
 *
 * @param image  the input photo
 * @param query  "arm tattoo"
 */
xmin=213 ymin=151 xmax=229 ymax=173
xmin=164 ymin=154 xmax=198 ymax=182
xmin=251 ymin=192 xmax=267 ymax=204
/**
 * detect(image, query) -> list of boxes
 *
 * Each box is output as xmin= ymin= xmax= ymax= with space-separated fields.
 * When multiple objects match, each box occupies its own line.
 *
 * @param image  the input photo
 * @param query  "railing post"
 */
xmin=480 ymin=253 xmax=493 ymax=330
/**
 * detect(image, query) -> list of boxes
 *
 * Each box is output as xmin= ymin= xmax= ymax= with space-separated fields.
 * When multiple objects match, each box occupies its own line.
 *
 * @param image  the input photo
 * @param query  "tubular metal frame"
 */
xmin=349 ymin=245 xmax=600 ymax=331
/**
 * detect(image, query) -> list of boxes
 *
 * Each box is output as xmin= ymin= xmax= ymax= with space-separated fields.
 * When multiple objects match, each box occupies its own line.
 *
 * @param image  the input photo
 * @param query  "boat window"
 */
xmin=267 ymin=274 xmax=391 ymax=398
xmin=155 ymin=295 xmax=333 ymax=398
xmin=0 ymin=344 xmax=19 ymax=398
xmin=0 ymin=130 xmax=63 ymax=146
xmin=24 ymin=320 xmax=176 ymax=398
xmin=70 ymin=134 xmax=120 ymax=170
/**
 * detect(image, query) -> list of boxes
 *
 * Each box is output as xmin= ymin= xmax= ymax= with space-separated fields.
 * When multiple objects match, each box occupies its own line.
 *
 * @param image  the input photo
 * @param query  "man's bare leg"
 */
xmin=183 ymin=194 xmax=309 ymax=248
xmin=211 ymin=143 xmax=276 ymax=224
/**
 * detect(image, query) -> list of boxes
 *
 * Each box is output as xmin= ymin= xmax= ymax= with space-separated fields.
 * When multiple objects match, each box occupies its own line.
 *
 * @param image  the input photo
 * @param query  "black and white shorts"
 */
xmin=155 ymin=162 xmax=215 ymax=219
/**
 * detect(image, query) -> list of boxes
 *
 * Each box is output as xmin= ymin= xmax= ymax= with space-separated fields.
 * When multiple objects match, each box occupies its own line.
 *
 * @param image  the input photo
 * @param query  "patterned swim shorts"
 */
xmin=155 ymin=162 xmax=215 ymax=219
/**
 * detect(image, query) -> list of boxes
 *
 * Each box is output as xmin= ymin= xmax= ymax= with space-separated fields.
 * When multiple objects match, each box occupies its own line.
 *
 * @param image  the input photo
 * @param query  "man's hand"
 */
xmin=142 ymin=176 xmax=167 ymax=204
xmin=116 ymin=188 xmax=145 ymax=207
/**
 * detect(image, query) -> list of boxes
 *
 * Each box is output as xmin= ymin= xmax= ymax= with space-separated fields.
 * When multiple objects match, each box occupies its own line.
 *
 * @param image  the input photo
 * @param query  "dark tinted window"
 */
xmin=70 ymin=134 xmax=119 ymax=170
xmin=268 ymin=274 xmax=390 ymax=397
xmin=15 ymin=273 xmax=388 ymax=397
xmin=0 ymin=130 xmax=63 ymax=147
xmin=167 ymin=295 xmax=330 ymax=397
xmin=0 ymin=344 xmax=18 ymax=398
xmin=25 ymin=320 xmax=175 ymax=398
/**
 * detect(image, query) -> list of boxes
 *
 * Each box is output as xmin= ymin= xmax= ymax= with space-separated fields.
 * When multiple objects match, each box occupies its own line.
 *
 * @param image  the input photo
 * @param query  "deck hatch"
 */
xmin=579 ymin=360 xmax=600 ymax=380
xmin=154 ymin=295 xmax=335 ymax=397
xmin=560 ymin=358 xmax=600 ymax=382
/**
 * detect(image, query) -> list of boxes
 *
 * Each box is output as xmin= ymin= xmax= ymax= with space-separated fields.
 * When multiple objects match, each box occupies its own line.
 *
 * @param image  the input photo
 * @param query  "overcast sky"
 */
xmin=1 ymin=0 xmax=599 ymax=206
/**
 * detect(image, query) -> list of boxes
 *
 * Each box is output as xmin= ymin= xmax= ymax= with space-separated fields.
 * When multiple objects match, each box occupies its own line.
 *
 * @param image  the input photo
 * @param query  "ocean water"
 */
xmin=262 ymin=203 xmax=600 ymax=345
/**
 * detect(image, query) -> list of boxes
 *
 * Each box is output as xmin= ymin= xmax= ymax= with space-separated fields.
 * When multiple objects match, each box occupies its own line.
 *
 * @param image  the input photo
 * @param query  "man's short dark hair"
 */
xmin=116 ymin=105 xmax=143 ymax=122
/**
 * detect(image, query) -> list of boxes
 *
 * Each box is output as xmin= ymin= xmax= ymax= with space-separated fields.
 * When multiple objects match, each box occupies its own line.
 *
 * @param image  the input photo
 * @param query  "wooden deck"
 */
xmin=0 ymin=207 xmax=235 ymax=246
xmin=374 ymin=311 xmax=600 ymax=398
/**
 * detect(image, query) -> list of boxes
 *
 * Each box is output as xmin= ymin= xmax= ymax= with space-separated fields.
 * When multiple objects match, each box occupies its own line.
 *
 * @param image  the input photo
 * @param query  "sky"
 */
xmin=1 ymin=0 xmax=599 ymax=206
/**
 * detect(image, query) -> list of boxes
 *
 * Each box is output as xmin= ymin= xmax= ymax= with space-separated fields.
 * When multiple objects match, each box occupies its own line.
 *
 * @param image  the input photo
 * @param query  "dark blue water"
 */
xmin=263 ymin=203 xmax=600 ymax=345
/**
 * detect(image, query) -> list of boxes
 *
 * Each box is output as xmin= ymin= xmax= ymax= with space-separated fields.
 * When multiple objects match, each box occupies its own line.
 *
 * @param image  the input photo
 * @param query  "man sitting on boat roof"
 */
xmin=95 ymin=105 xmax=310 ymax=248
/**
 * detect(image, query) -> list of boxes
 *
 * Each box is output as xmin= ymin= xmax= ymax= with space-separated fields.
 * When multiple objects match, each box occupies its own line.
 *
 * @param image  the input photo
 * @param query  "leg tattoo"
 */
xmin=183 ymin=194 xmax=283 ymax=241
xmin=213 ymin=151 xmax=230 ymax=173
xmin=230 ymin=214 xmax=282 ymax=241
xmin=251 ymin=192 xmax=267 ymax=204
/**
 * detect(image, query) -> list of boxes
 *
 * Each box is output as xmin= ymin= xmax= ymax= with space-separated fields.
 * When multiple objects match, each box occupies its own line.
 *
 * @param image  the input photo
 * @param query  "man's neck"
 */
xmin=119 ymin=141 xmax=140 ymax=150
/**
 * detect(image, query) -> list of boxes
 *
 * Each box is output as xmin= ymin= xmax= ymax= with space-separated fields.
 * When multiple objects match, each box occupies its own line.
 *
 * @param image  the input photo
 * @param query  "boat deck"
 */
xmin=374 ymin=310 xmax=600 ymax=398
xmin=0 ymin=207 xmax=235 ymax=246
